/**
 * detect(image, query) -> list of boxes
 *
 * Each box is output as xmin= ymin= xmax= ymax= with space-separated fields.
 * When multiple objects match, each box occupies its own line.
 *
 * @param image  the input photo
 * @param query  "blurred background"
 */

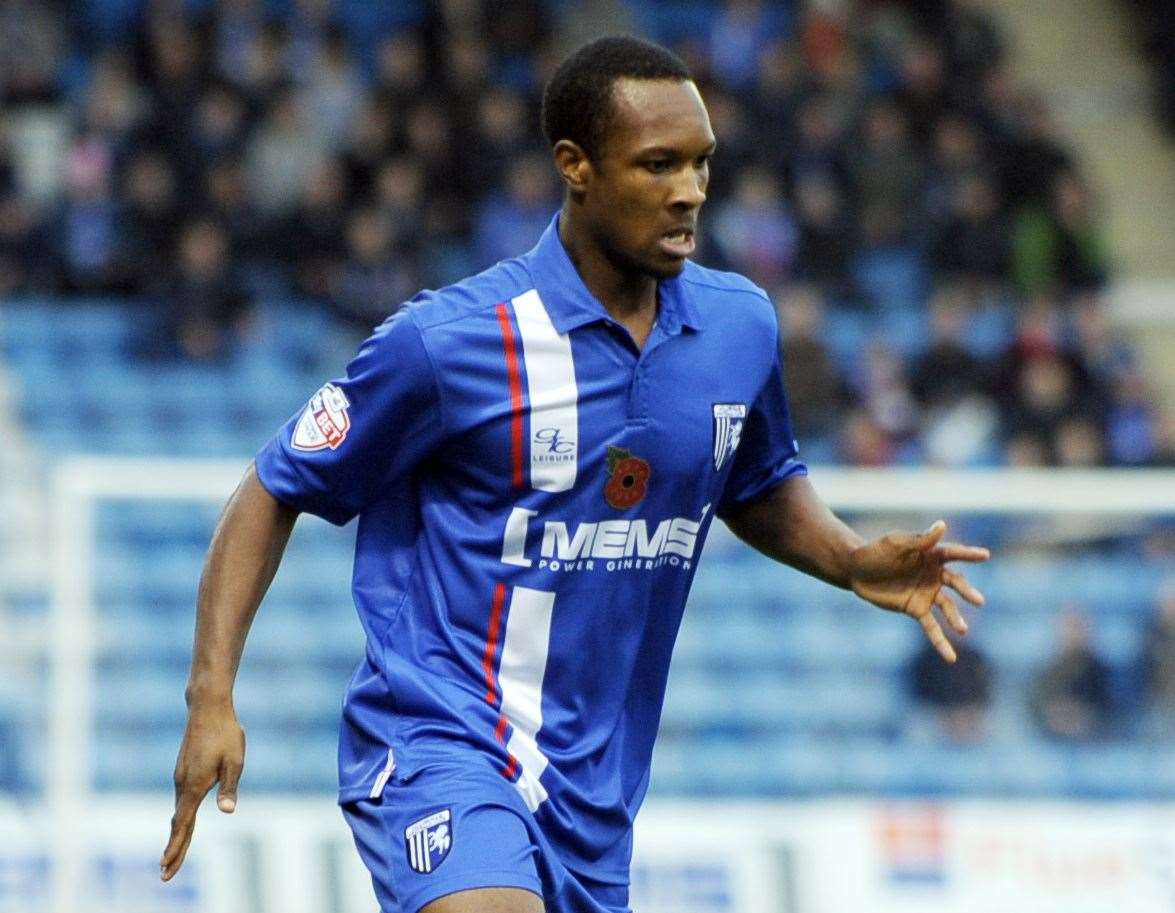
xmin=0 ymin=0 xmax=1172 ymax=911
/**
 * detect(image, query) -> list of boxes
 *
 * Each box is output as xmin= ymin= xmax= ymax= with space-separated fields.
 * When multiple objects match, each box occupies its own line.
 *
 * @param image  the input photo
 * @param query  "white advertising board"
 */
xmin=4 ymin=797 xmax=1175 ymax=913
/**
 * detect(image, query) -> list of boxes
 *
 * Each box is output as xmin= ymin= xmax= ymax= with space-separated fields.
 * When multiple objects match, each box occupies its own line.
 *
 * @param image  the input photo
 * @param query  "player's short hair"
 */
xmin=541 ymin=35 xmax=692 ymax=161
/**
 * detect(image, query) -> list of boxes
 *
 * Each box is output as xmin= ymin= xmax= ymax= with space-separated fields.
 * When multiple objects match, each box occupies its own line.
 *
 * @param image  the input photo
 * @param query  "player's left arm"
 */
xmin=723 ymin=474 xmax=989 ymax=663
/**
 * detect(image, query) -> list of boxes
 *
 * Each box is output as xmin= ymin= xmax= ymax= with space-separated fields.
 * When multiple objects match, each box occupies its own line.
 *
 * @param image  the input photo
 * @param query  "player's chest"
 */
xmin=437 ymin=323 xmax=764 ymax=504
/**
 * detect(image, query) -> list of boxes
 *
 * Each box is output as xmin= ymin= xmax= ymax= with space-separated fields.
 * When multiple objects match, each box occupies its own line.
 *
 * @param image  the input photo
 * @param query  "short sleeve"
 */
xmin=255 ymin=309 xmax=443 ymax=525
xmin=716 ymin=348 xmax=808 ymax=519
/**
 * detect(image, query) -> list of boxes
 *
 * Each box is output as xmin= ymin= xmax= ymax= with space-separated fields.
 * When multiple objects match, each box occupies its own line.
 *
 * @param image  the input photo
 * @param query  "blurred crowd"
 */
xmin=908 ymin=577 xmax=1175 ymax=747
xmin=0 ymin=0 xmax=1171 ymax=466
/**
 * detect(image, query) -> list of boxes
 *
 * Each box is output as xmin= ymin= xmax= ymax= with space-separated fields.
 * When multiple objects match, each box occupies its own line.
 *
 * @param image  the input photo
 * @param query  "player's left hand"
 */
xmin=847 ymin=520 xmax=989 ymax=663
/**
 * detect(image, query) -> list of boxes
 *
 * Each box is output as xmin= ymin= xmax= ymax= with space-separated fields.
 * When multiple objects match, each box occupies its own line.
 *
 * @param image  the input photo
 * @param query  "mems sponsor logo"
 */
xmin=501 ymin=504 xmax=710 ymax=573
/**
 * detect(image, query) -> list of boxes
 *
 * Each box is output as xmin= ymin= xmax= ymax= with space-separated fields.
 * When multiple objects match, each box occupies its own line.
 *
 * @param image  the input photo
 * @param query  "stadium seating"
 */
xmin=1 ymin=300 xmax=1169 ymax=798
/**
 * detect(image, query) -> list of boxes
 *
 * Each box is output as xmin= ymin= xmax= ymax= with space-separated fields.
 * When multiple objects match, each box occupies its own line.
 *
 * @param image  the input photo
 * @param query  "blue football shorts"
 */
xmin=341 ymin=757 xmax=630 ymax=913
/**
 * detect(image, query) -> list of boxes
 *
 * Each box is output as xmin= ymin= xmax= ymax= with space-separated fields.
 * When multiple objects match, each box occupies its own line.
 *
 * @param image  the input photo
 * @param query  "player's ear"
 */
xmin=553 ymin=139 xmax=592 ymax=195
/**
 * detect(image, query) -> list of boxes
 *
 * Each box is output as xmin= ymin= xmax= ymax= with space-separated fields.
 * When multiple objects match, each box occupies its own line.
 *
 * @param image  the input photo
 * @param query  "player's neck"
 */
xmin=559 ymin=210 xmax=658 ymax=330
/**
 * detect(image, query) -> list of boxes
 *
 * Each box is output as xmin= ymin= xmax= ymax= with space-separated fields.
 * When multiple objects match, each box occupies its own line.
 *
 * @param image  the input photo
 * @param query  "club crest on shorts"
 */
xmin=405 ymin=809 xmax=452 ymax=874
xmin=712 ymin=403 xmax=747 ymax=471
xmin=292 ymin=383 xmax=351 ymax=451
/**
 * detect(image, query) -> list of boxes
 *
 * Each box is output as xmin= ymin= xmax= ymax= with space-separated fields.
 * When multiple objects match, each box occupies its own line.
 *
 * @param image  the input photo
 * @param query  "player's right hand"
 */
xmin=161 ymin=699 xmax=245 ymax=881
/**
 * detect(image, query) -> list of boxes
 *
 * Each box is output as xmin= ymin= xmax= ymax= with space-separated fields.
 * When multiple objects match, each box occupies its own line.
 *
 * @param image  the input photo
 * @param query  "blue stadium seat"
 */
xmin=94 ymin=732 xmax=183 ymax=791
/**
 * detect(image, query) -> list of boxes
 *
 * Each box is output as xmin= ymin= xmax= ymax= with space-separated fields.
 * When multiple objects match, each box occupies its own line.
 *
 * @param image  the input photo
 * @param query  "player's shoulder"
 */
xmin=679 ymin=261 xmax=778 ymax=333
xmin=402 ymin=257 xmax=534 ymax=332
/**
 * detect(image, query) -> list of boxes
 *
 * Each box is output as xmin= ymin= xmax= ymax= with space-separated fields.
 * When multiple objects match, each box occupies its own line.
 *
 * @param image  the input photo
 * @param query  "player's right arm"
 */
xmin=161 ymin=463 xmax=299 ymax=882
xmin=159 ymin=307 xmax=443 ymax=881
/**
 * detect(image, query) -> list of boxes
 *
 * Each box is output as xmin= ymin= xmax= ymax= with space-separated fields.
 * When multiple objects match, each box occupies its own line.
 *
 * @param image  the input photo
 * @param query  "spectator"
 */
xmin=1106 ymin=369 xmax=1163 ymax=467
xmin=931 ymin=171 xmax=1010 ymax=286
xmin=403 ymin=103 xmax=461 ymax=221
xmin=78 ymin=50 xmax=148 ymax=162
xmin=301 ymin=25 xmax=364 ymax=153
xmin=1013 ymin=170 xmax=1109 ymax=297
xmin=245 ymin=90 xmax=326 ymax=217
xmin=893 ymin=39 xmax=952 ymax=146
xmin=750 ymin=38 xmax=806 ymax=133
xmin=462 ymin=87 xmax=531 ymax=197
xmin=0 ymin=0 xmax=66 ymax=107
xmin=911 ymin=284 xmax=988 ymax=409
xmin=330 ymin=207 xmax=416 ymax=334
xmin=1003 ymin=352 xmax=1084 ymax=463
xmin=792 ymin=172 xmax=853 ymax=295
xmin=52 ymin=135 xmax=126 ymax=293
xmin=0 ymin=117 xmax=16 ymax=195
xmin=784 ymin=93 xmax=849 ymax=189
xmin=1139 ymin=580 xmax=1175 ymax=739
xmin=1135 ymin=0 xmax=1175 ymax=132
xmin=942 ymin=0 xmax=1005 ymax=87
xmin=1050 ymin=171 xmax=1110 ymax=292
xmin=229 ymin=19 xmax=292 ymax=107
xmin=913 ymin=285 xmax=1000 ymax=465
xmin=847 ymin=101 xmax=924 ymax=221
xmin=1003 ymin=430 xmax=1050 ymax=467
xmin=0 ymin=192 xmax=45 ymax=295
xmin=187 ymin=83 xmax=250 ymax=181
xmin=1070 ymin=294 xmax=1135 ymax=385
xmin=473 ymin=152 xmax=556 ymax=268
xmin=340 ymin=97 xmax=395 ymax=202
xmin=923 ymin=114 xmax=985 ymax=226
xmin=1054 ymin=416 xmax=1105 ymax=467
xmin=840 ymin=408 xmax=898 ymax=466
xmin=850 ymin=202 xmax=927 ymax=314
xmin=799 ymin=0 xmax=850 ymax=87
xmin=285 ymin=0 xmax=333 ymax=78
xmin=444 ymin=33 xmax=493 ymax=116
xmin=373 ymin=155 xmax=427 ymax=244
xmin=713 ymin=165 xmax=798 ymax=289
xmin=276 ymin=158 xmax=350 ymax=300
xmin=1030 ymin=609 xmax=1115 ymax=741
xmin=907 ymin=638 xmax=994 ymax=743
xmin=163 ymin=218 xmax=249 ymax=361
xmin=992 ymin=91 xmax=1073 ymax=210
xmin=374 ymin=30 xmax=428 ymax=113
xmin=210 ymin=0 xmax=268 ymax=86
xmin=708 ymin=0 xmax=790 ymax=92
xmin=994 ymin=302 xmax=1107 ymax=464
xmin=120 ymin=149 xmax=182 ymax=294
xmin=138 ymin=12 xmax=206 ymax=156
xmin=776 ymin=284 xmax=842 ymax=440
xmin=202 ymin=158 xmax=267 ymax=270
xmin=851 ymin=342 xmax=920 ymax=448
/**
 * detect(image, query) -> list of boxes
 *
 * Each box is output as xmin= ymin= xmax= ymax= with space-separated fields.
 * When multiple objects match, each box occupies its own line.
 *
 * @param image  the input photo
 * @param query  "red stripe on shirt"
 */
xmin=483 ymin=582 xmax=520 ymax=779
xmin=496 ymin=302 xmax=525 ymax=489
xmin=482 ymin=582 xmax=507 ymax=704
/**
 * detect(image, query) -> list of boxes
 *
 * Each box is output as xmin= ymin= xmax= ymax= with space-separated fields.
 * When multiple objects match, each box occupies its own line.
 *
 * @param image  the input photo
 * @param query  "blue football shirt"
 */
xmin=255 ymin=214 xmax=806 ymax=881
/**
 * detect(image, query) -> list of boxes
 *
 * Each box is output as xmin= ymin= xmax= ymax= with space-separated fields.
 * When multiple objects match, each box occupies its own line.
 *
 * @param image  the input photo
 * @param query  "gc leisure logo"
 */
xmin=532 ymin=427 xmax=576 ymax=464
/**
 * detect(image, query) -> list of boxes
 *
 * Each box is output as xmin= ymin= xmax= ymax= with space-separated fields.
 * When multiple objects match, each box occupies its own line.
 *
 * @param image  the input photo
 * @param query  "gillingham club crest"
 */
xmin=405 ymin=809 xmax=453 ymax=874
xmin=712 ymin=403 xmax=747 ymax=471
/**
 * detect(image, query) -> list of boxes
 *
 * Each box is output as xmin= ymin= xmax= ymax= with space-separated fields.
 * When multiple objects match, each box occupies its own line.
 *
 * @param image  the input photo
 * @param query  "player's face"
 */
xmin=583 ymin=78 xmax=715 ymax=280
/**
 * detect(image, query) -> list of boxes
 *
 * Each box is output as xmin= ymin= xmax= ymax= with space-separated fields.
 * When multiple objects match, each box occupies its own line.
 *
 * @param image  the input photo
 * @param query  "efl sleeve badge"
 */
xmin=291 ymin=383 xmax=352 ymax=451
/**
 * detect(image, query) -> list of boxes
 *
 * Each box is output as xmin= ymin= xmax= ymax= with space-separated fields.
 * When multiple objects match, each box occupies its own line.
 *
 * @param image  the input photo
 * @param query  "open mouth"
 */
xmin=659 ymin=228 xmax=696 ymax=258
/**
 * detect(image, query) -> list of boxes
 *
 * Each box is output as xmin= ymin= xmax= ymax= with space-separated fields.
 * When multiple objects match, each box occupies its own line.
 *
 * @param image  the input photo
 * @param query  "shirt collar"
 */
xmin=523 ymin=213 xmax=703 ymax=336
